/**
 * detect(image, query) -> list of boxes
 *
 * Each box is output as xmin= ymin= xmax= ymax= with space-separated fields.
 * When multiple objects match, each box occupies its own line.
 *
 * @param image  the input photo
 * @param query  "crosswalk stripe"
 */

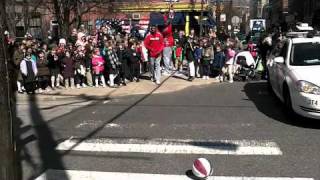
xmin=56 ymin=138 xmax=283 ymax=155
xmin=35 ymin=170 xmax=314 ymax=180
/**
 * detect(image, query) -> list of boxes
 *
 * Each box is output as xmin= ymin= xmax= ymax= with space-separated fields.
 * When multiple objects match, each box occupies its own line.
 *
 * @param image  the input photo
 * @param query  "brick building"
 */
xmin=268 ymin=0 xmax=320 ymax=31
xmin=12 ymin=0 xmax=211 ymax=39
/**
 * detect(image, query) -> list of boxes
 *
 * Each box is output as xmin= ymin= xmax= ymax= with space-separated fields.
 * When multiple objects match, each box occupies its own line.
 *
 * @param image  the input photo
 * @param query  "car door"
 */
xmin=268 ymin=55 xmax=277 ymax=91
xmin=268 ymin=42 xmax=283 ymax=95
xmin=275 ymin=41 xmax=289 ymax=98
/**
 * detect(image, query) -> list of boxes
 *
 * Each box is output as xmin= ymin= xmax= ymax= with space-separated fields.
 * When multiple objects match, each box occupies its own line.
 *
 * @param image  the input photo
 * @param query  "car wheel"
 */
xmin=242 ymin=76 xmax=247 ymax=82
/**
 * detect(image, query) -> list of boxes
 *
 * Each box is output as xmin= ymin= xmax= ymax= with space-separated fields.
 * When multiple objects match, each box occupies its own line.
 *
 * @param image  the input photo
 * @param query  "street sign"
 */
xmin=231 ymin=16 xmax=241 ymax=25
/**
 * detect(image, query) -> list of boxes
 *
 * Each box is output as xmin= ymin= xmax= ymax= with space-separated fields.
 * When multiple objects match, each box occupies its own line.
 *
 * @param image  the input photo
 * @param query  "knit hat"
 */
xmin=59 ymin=38 xmax=66 ymax=45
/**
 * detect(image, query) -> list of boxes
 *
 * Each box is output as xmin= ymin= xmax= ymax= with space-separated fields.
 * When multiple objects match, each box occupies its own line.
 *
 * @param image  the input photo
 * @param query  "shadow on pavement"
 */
xmin=187 ymin=141 xmax=238 ymax=151
xmin=243 ymin=81 xmax=320 ymax=129
xmin=185 ymin=170 xmax=208 ymax=180
xmin=26 ymin=95 xmax=69 ymax=180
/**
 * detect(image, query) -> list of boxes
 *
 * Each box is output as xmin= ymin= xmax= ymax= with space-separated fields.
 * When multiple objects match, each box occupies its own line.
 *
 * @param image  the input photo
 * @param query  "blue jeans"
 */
xmin=150 ymin=56 xmax=162 ymax=82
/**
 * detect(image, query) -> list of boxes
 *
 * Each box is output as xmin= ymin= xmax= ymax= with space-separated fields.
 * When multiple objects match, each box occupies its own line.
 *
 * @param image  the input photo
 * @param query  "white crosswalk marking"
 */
xmin=56 ymin=138 xmax=283 ymax=155
xmin=35 ymin=170 xmax=314 ymax=180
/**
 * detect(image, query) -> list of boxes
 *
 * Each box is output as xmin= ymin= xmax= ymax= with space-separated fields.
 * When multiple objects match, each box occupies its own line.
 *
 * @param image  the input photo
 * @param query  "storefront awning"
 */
xmin=114 ymin=3 xmax=208 ymax=12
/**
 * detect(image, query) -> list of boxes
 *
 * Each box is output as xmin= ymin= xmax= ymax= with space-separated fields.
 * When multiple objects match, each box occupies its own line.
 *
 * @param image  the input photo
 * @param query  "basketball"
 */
xmin=192 ymin=158 xmax=213 ymax=178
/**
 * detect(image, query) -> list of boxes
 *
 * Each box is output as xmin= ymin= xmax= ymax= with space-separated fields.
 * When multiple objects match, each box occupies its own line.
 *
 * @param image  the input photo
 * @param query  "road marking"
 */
xmin=56 ymin=138 xmax=283 ymax=155
xmin=105 ymin=123 xmax=120 ymax=128
xmin=35 ymin=170 xmax=314 ymax=180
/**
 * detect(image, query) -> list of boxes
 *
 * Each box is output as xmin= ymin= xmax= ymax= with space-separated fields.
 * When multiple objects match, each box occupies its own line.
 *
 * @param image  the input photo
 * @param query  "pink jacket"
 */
xmin=225 ymin=48 xmax=236 ymax=65
xmin=92 ymin=55 xmax=105 ymax=74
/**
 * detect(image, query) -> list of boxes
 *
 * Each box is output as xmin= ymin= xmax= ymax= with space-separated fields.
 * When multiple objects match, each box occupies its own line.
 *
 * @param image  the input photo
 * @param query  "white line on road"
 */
xmin=56 ymin=138 xmax=283 ymax=155
xmin=35 ymin=170 xmax=314 ymax=180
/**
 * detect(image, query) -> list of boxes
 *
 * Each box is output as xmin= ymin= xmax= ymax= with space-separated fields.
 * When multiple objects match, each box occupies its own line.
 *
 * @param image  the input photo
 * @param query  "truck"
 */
xmin=250 ymin=19 xmax=266 ymax=32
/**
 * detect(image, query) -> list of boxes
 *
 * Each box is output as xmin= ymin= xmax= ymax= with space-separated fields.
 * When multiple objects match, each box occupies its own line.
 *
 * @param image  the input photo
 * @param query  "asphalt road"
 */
xmin=17 ymin=77 xmax=320 ymax=180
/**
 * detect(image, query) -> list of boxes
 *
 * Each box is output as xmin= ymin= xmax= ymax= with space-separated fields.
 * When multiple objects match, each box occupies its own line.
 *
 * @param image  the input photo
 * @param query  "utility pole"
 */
xmin=199 ymin=0 xmax=205 ymax=37
xmin=0 ymin=0 xmax=17 ymax=179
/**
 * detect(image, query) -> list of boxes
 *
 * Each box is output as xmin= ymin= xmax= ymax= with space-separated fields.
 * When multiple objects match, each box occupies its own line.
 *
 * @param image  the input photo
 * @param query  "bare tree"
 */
xmin=48 ymin=0 xmax=110 ymax=38
xmin=21 ymin=0 xmax=44 ymax=34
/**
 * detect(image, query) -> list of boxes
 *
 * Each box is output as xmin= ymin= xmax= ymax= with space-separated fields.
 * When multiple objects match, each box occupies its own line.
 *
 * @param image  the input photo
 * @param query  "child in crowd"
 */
xmin=213 ymin=45 xmax=226 ymax=82
xmin=202 ymin=39 xmax=214 ymax=80
xmin=14 ymin=43 xmax=26 ymax=93
xmin=61 ymin=51 xmax=75 ymax=88
xmin=74 ymin=46 xmax=87 ymax=88
xmin=105 ymin=41 xmax=120 ymax=87
xmin=140 ymin=41 xmax=149 ymax=74
xmin=128 ymin=43 xmax=141 ymax=82
xmin=117 ymin=43 xmax=129 ymax=86
xmin=223 ymin=45 xmax=236 ymax=83
xmin=174 ymin=41 xmax=183 ymax=72
xmin=194 ymin=41 xmax=202 ymax=78
xmin=92 ymin=48 xmax=106 ymax=87
xmin=36 ymin=51 xmax=50 ymax=92
xmin=20 ymin=48 xmax=38 ymax=94
xmin=48 ymin=48 xmax=63 ymax=89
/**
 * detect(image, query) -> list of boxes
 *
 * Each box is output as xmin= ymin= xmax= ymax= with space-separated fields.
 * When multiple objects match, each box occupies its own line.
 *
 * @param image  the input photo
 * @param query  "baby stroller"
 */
xmin=234 ymin=51 xmax=259 ymax=81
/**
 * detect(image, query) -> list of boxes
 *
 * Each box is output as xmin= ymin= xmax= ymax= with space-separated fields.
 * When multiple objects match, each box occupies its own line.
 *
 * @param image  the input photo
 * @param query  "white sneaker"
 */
xmin=229 ymin=80 xmax=234 ymax=83
xmin=162 ymin=72 xmax=170 ymax=76
xmin=76 ymin=84 xmax=81 ymax=89
xmin=156 ymin=80 xmax=161 ymax=85
xmin=95 ymin=84 xmax=99 ymax=88
xmin=206 ymin=76 xmax=210 ymax=80
xmin=202 ymin=76 xmax=206 ymax=80
xmin=82 ymin=84 xmax=87 ymax=88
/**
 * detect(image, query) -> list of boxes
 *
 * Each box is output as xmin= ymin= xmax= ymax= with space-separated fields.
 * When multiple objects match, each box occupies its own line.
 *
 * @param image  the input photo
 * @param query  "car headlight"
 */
xmin=296 ymin=80 xmax=320 ymax=95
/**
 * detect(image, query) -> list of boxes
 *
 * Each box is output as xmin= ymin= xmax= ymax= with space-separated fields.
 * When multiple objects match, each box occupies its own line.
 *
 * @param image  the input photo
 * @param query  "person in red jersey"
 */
xmin=144 ymin=25 xmax=164 ymax=85
xmin=162 ymin=15 xmax=174 ymax=75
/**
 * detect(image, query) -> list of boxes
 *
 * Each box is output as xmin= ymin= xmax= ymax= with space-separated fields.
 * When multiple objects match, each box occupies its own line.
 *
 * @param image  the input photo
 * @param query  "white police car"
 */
xmin=267 ymin=27 xmax=320 ymax=119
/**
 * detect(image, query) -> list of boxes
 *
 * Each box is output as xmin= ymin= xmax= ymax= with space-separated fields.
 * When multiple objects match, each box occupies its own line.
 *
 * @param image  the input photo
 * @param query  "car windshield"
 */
xmin=291 ymin=42 xmax=320 ymax=66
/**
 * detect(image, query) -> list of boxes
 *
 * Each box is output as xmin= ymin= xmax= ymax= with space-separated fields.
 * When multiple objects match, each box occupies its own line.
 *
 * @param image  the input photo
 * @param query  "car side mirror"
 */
xmin=274 ymin=56 xmax=285 ymax=64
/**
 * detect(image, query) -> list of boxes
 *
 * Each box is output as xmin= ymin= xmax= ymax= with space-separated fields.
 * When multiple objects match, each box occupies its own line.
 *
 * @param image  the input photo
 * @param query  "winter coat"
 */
xmin=13 ymin=49 xmax=24 ymax=81
xmin=129 ymin=48 xmax=141 ymax=64
xmin=213 ymin=51 xmax=226 ymax=69
xmin=105 ymin=49 xmax=120 ymax=74
xmin=202 ymin=46 xmax=214 ymax=64
xmin=47 ymin=53 xmax=61 ymax=71
xmin=92 ymin=55 xmax=105 ymax=74
xmin=185 ymin=36 xmax=197 ymax=62
xmin=194 ymin=47 xmax=203 ymax=61
xmin=144 ymin=32 xmax=164 ymax=58
xmin=21 ymin=57 xmax=37 ymax=92
xmin=117 ymin=49 xmax=130 ymax=77
xmin=37 ymin=57 xmax=50 ymax=77
xmin=61 ymin=56 xmax=75 ymax=78
xmin=20 ymin=57 xmax=38 ymax=78
xmin=225 ymin=48 xmax=236 ymax=65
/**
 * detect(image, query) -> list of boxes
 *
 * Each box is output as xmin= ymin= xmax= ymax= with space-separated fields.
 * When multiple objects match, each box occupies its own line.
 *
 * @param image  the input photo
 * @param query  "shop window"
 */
xmin=15 ymin=26 xmax=25 ymax=38
xmin=29 ymin=17 xmax=42 ymax=39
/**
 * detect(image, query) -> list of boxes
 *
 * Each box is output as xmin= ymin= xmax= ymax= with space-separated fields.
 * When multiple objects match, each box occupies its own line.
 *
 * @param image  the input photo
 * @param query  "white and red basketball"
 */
xmin=192 ymin=158 xmax=213 ymax=178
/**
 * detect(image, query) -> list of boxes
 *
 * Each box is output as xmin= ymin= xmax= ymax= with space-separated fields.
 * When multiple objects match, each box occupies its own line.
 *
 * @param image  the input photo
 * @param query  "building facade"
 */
xmin=268 ymin=0 xmax=320 ymax=31
xmin=11 ymin=0 xmax=212 ymax=39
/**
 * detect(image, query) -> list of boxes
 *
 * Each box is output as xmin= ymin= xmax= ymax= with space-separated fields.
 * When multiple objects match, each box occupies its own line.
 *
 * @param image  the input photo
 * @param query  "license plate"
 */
xmin=308 ymin=100 xmax=318 ymax=106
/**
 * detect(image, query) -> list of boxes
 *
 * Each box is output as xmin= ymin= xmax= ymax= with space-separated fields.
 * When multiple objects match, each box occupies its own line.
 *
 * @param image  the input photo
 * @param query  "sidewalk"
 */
xmin=16 ymin=74 xmax=219 ymax=102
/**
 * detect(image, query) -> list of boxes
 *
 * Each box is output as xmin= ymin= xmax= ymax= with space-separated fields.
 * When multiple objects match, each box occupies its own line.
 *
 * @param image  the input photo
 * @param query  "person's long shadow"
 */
xmin=28 ymin=94 xmax=68 ymax=180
